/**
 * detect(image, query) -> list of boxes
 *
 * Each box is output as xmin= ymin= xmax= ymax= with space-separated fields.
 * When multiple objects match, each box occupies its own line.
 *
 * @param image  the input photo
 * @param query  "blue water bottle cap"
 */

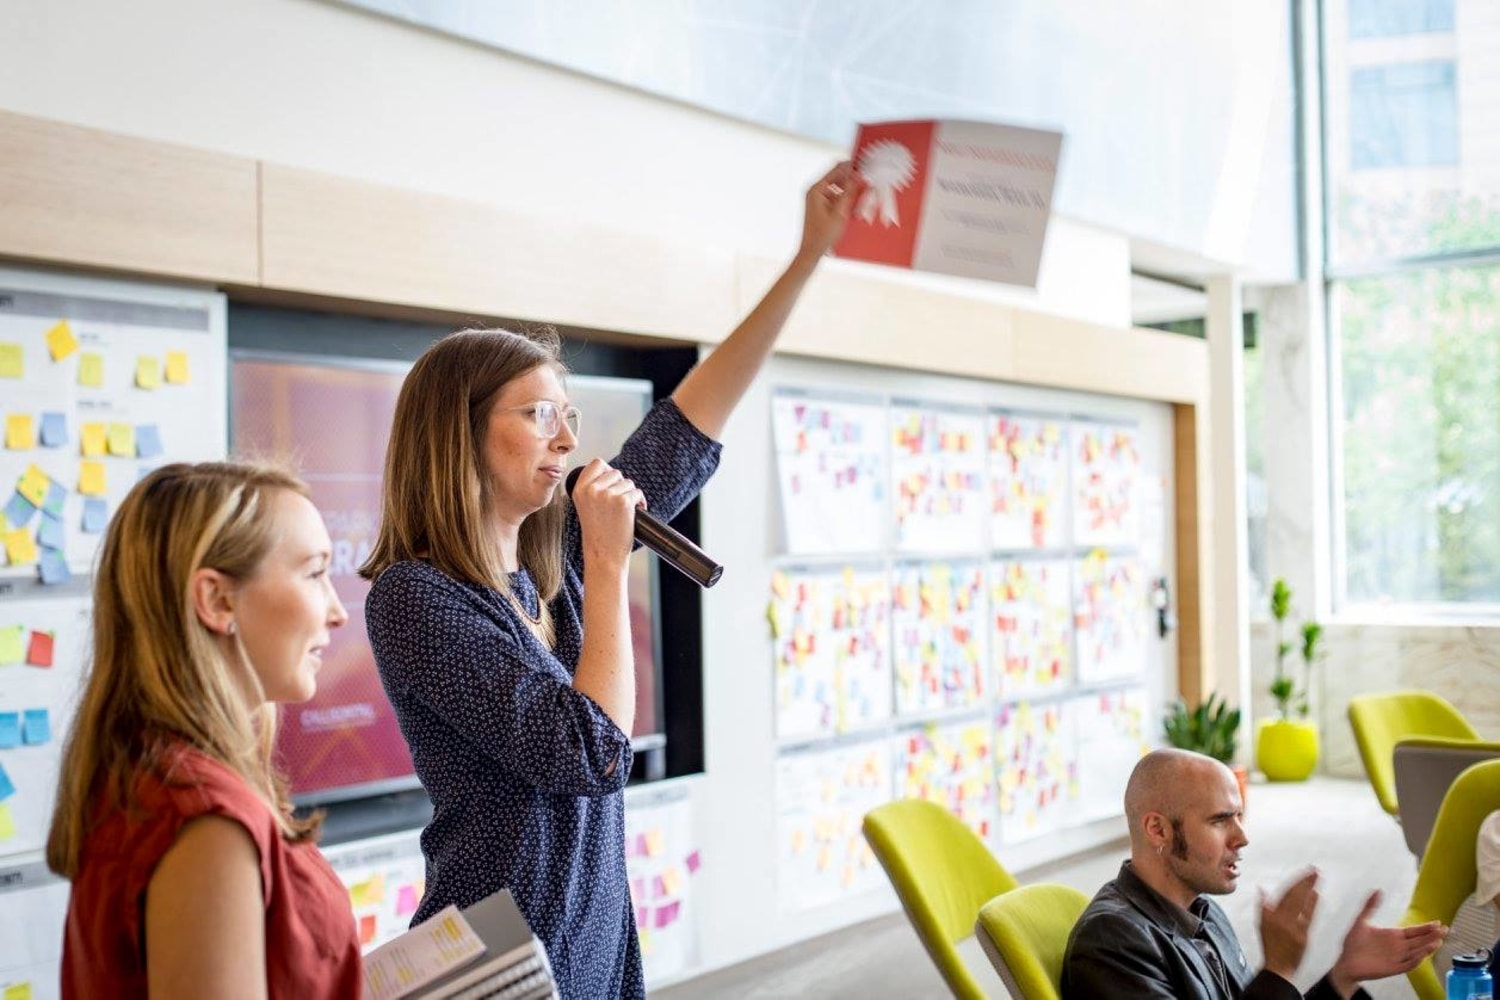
xmin=1453 ymin=950 xmax=1492 ymax=970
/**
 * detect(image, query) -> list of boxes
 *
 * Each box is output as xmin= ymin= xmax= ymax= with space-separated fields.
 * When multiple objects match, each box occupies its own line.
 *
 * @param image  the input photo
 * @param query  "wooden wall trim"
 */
xmin=0 ymin=110 xmax=258 ymax=284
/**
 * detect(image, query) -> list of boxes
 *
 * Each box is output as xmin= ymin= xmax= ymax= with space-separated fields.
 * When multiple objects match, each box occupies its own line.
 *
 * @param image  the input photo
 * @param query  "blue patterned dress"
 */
xmin=365 ymin=399 xmax=720 ymax=1000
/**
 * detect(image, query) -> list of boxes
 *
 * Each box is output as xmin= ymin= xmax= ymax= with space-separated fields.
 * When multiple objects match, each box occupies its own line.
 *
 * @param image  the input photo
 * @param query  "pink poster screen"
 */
xmin=231 ymin=355 xmax=659 ymax=802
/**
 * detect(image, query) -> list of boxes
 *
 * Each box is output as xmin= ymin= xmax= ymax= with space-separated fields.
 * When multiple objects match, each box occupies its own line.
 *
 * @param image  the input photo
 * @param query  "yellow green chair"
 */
xmin=974 ymin=883 xmax=1091 ymax=1000
xmin=1400 ymin=758 xmax=1500 ymax=1000
xmin=863 ymin=799 xmax=1019 ymax=1000
xmin=1347 ymin=691 xmax=1479 ymax=815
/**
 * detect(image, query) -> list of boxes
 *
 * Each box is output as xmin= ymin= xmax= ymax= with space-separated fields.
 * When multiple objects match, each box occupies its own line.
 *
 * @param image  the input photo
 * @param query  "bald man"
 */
xmin=1060 ymin=749 xmax=1445 ymax=999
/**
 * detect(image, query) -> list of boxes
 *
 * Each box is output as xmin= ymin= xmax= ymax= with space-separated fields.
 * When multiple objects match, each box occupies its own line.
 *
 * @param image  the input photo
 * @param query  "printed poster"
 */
xmin=892 ymin=717 xmax=996 ymax=841
xmin=994 ymin=699 xmax=1079 ymax=845
xmin=771 ymin=392 xmax=887 ymax=555
xmin=1073 ymin=551 xmax=1147 ymax=686
xmin=990 ymin=558 xmax=1073 ymax=700
xmin=989 ymin=412 xmax=1068 ymax=550
xmin=768 ymin=567 xmax=891 ymax=741
xmin=890 ymin=404 xmax=986 ymax=554
xmin=834 ymin=119 xmax=1064 ymax=287
xmin=1071 ymin=421 xmax=1142 ymax=549
xmin=891 ymin=561 xmax=987 ymax=716
xmin=775 ymin=739 xmax=892 ymax=912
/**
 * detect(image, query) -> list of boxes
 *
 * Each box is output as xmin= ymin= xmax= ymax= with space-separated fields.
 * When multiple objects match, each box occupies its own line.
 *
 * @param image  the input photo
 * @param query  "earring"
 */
xmin=1157 ymin=843 xmax=1165 ymax=857
xmin=226 ymin=621 xmax=237 ymax=637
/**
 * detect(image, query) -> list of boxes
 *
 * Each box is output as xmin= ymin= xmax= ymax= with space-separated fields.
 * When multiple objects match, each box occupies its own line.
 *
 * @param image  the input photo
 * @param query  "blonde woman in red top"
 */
xmin=47 ymin=463 xmax=361 ymax=999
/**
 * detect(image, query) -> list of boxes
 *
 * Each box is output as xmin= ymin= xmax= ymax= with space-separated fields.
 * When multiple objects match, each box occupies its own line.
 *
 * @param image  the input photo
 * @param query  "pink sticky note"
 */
xmin=395 ymin=884 xmax=419 ymax=916
xmin=685 ymin=850 xmax=701 ymax=875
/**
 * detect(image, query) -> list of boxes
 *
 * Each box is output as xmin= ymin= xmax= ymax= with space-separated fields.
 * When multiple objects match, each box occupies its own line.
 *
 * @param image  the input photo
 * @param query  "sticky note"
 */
xmin=135 ymin=355 xmax=161 ymax=389
xmin=45 ymin=320 xmax=78 ymax=361
xmin=0 ymin=761 xmax=13 ymax=801
xmin=0 ymin=713 xmax=18 ymax=748
xmin=0 ymin=343 xmax=21 ymax=379
xmin=41 ymin=481 xmax=65 ymax=518
xmin=22 ymin=709 xmax=49 ymax=745
xmin=39 ymin=549 xmax=70 ymax=585
xmin=645 ymin=829 xmax=665 ymax=858
xmin=5 ymin=414 xmax=34 ymax=450
xmin=3 ymin=491 xmax=36 ymax=529
xmin=0 ymin=627 xmax=21 ymax=664
xmin=26 ymin=630 xmax=53 ymax=668
xmin=78 ymin=351 xmax=104 ymax=388
xmin=36 ymin=513 xmax=64 ymax=550
xmin=165 ymin=350 xmax=190 ymax=384
xmin=106 ymin=422 xmax=135 ymax=457
xmin=0 ymin=803 xmax=14 ymax=842
xmin=358 ymin=914 xmax=377 ymax=945
xmin=3 ymin=528 xmax=37 ymax=566
xmin=79 ymin=460 xmax=107 ymax=496
xmin=396 ymin=884 xmax=420 ymax=916
xmin=39 ymin=412 xmax=67 ymax=448
xmin=82 ymin=497 xmax=108 ymax=534
xmin=81 ymin=422 xmax=106 ymax=457
xmin=18 ymin=465 xmax=49 ymax=506
xmin=136 ymin=424 xmax=163 ymax=459
xmin=1 ymin=978 xmax=29 ymax=1000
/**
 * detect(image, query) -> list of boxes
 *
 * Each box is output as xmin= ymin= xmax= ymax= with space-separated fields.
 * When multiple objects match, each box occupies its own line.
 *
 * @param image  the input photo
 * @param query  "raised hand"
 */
xmin=1327 ymin=891 xmax=1445 ymax=998
xmin=1259 ymin=868 xmax=1320 ymax=982
xmin=798 ymin=160 xmax=860 ymax=261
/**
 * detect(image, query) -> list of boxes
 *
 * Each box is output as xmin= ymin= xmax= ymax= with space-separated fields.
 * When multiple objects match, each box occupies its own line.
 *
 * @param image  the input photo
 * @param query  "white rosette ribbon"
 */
xmin=856 ymin=140 xmax=917 ymax=227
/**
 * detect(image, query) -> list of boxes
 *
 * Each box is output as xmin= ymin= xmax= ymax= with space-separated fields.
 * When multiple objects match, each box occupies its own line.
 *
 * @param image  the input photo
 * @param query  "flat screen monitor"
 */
xmin=230 ymin=352 xmax=661 ymax=804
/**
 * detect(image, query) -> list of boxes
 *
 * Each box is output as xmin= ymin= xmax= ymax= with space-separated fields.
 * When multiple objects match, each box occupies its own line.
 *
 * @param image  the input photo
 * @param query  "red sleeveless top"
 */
xmin=61 ymin=743 xmax=361 ymax=998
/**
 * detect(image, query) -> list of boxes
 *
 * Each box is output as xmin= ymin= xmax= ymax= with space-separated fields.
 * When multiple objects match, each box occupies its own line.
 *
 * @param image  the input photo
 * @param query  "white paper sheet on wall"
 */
xmin=891 ymin=561 xmax=987 ymax=717
xmin=988 ymin=412 xmax=1069 ymax=550
xmin=771 ymin=392 xmax=888 ymax=555
xmin=994 ymin=698 xmax=1080 ymax=845
xmin=891 ymin=716 xmax=996 ymax=841
xmin=1070 ymin=420 xmax=1142 ymax=549
xmin=990 ymin=557 xmax=1074 ymax=701
xmin=1073 ymin=686 xmax=1150 ymax=822
xmin=624 ymin=785 xmax=700 ymax=985
xmin=775 ymin=738 xmax=892 ymax=912
xmin=0 ymin=868 xmax=68 ymax=1000
xmin=1073 ymin=551 xmax=1148 ymax=686
xmin=890 ymin=404 xmax=987 ymax=554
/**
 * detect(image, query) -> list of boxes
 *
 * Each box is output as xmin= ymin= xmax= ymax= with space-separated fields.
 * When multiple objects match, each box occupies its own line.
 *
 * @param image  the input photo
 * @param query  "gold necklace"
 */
xmin=507 ymin=589 xmax=544 ymax=626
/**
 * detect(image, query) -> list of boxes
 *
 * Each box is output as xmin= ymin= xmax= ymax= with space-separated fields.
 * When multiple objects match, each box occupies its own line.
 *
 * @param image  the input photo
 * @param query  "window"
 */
xmin=1349 ymin=62 xmax=1458 ymax=170
xmin=1348 ymin=0 xmax=1454 ymax=39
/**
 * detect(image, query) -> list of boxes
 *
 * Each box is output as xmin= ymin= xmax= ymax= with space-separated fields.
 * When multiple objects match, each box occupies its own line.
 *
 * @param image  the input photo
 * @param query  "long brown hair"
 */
xmin=359 ymin=328 xmax=569 ymax=614
xmin=47 ymin=462 xmax=319 ymax=878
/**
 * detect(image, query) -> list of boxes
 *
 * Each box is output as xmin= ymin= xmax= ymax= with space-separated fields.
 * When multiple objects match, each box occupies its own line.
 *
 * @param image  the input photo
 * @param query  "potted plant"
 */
xmin=1256 ymin=578 xmax=1321 ymax=781
xmin=1163 ymin=692 xmax=1249 ymax=806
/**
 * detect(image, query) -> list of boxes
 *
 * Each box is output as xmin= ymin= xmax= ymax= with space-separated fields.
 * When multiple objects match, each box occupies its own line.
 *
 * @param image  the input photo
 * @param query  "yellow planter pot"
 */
xmin=1256 ymin=720 xmax=1319 ymax=781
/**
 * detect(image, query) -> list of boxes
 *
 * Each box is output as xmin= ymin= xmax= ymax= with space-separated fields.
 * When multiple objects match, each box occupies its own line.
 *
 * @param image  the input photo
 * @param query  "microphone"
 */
xmin=565 ymin=468 xmax=723 ymax=588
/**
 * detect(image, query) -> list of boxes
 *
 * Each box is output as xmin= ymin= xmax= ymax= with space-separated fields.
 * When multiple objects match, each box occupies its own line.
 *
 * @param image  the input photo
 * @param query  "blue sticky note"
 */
xmin=136 ymin=423 xmax=163 ymax=459
xmin=39 ymin=411 xmax=68 ymax=447
xmin=82 ymin=497 xmax=108 ymax=534
xmin=3 ymin=490 xmax=35 ymax=528
xmin=39 ymin=548 xmax=70 ymax=585
xmin=37 ymin=512 xmax=64 ymax=550
xmin=22 ymin=708 xmax=50 ymax=745
xmin=0 ymin=713 xmax=18 ymax=749
xmin=0 ymin=761 xmax=13 ymax=801
xmin=42 ymin=481 xmax=66 ymax=518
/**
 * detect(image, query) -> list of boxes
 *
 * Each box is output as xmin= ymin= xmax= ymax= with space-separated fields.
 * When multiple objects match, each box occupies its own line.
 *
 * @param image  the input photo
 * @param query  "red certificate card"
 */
xmin=835 ymin=119 xmax=1064 ymax=288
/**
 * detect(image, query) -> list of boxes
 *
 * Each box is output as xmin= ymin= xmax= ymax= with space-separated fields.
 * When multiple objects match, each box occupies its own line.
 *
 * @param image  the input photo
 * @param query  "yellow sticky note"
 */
xmin=0 ymin=343 xmax=21 ymax=379
xmin=165 ymin=350 xmax=190 ymax=384
xmin=5 ymin=414 xmax=35 ymax=450
xmin=645 ymin=829 xmax=665 ymax=858
xmin=45 ymin=320 xmax=78 ymax=361
xmin=4 ymin=528 xmax=38 ymax=566
xmin=0 ymin=803 xmax=14 ymax=842
xmin=135 ymin=355 xmax=161 ymax=390
xmin=18 ymin=464 xmax=49 ymax=506
xmin=3 ymin=979 xmax=33 ymax=1000
xmin=81 ymin=422 xmax=107 ymax=457
xmin=0 ymin=626 xmax=21 ymax=664
xmin=79 ymin=460 xmax=107 ymax=497
xmin=107 ymin=422 xmax=135 ymax=457
xmin=78 ymin=351 xmax=105 ymax=388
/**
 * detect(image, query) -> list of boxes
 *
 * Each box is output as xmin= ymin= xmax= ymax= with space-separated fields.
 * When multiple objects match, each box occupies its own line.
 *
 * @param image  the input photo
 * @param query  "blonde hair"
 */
xmin=359 ymin=328 xmax=568 ymax=638
xmin=47 ymin=462 xmax=318 ymax=878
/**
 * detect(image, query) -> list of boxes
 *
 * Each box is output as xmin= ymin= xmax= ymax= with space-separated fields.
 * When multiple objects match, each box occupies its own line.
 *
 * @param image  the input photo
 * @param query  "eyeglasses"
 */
xmin=499 ymin=400 xmax=581 ymax=439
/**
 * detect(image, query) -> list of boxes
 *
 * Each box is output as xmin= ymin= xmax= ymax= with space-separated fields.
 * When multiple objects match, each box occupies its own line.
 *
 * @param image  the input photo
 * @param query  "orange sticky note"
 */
xmin=5 ymin=414 xmax=34 ymax=450
xmin=79 ymin=460 xmax=107 ymax=497
xmin=165 ymin=350 xmax=190 ymax=384
xmin=106 ymin=422 xmax=135 ymax=457
xmin=80 ymin=422 xmax=107 ymax=458
xmin=78 ymin=352 xmax=104 ymax=388
xmin=4 ymin=528 xmax=38 ymax=566
xmin=45 ymin=320 xmax=78 ymax=361
xmin=135 ymin=355 xmax=161 ymax=390
xmin=26 ymin=630 xmax=54 ymax=668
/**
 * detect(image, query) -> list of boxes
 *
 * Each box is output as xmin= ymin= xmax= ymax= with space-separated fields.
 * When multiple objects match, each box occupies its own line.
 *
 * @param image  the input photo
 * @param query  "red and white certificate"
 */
xmin=834 ymin=119 xmax=1064 ymax=288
